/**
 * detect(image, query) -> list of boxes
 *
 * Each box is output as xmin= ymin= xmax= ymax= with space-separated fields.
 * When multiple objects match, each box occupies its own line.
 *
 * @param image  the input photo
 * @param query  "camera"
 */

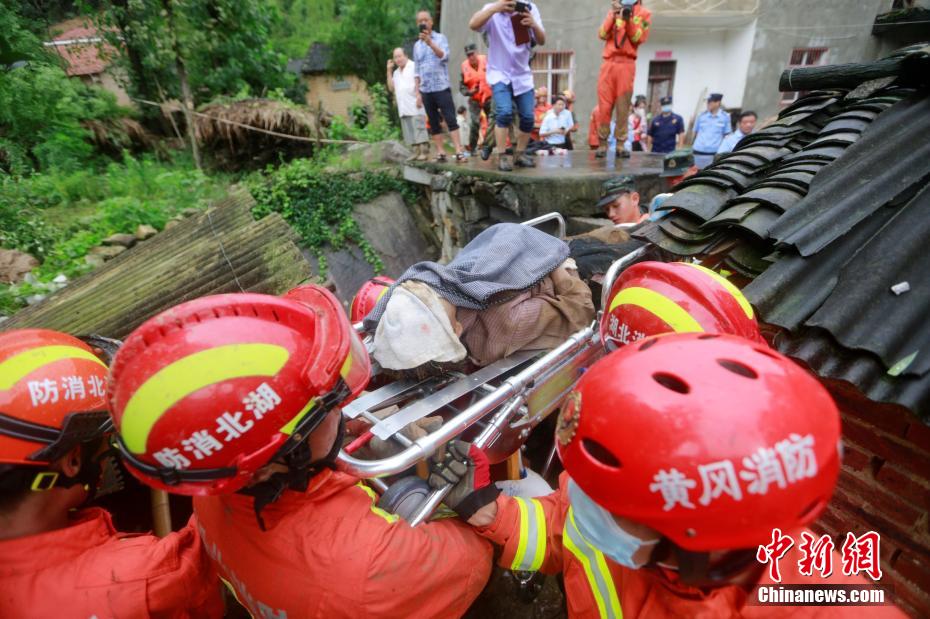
xmin=515 ymin=1 xmax=530 ymax=13
xmin=621 ymin=0 xmax=635 ymax=18
xmin=418 ymin=23 xmax=427 ymax=32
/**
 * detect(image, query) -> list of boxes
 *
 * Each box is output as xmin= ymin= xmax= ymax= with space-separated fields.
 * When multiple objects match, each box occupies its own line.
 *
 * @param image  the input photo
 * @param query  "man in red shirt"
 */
xmin=595 ymin=0 xmax=651 ymax=159
xmin=108 ymin=286 xmax=492 ymax=618
xmin=0 ymin=329 xmax=222 ymax=618
xmin=434 ymin=333 xmax=906 ymax=618
xmin=459 ymin=43 xmax=492 ymax=153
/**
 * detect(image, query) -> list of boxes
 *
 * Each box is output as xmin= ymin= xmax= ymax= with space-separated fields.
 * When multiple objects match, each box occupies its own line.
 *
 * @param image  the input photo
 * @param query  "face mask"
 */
xmin=661 ymin=105 xmax=672 ymax=113
xmin=568 ymin=479 xmax=660 ymax=569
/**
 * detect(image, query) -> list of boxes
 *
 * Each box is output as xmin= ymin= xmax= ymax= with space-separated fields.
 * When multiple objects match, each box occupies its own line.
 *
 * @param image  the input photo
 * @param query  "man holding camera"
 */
xmin=595 ymin=0 xmax=651 ymax=159
xmin=469 ymin=1 xmax=546 ymax=172
xmin=414 ymin=10 xmax=466 ymax=163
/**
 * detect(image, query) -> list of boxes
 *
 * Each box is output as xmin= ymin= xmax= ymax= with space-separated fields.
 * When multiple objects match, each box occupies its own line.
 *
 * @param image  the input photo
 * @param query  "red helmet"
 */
xmin=108 ymin=286 xmax=370 ymax=495
xmin=600 ymin=261 xmax=763 ymax=351
xmin=0 ymin=329 xmax=111 ymax=476
xmin=349 ymin=277 xmax=394 ymax=323
xmin=557 ymin=333 xmax=840 ymax=551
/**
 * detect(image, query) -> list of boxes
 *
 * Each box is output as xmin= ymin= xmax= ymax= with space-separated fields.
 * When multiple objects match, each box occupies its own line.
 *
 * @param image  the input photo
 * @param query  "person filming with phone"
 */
xmin=594 ymin=0 xmax=651 ymax=159
xmin=414 ymin=10 xmax=467 ymax=163
xmin=468 ymin=1 xmax=546 ymax=172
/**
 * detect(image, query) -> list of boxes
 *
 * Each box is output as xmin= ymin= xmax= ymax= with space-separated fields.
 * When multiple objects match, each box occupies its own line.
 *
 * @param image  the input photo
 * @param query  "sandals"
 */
xmin=454 ymin=153 xmax=467 ymax=164
xmin=436 ymin=154 xmax=448 ymax=163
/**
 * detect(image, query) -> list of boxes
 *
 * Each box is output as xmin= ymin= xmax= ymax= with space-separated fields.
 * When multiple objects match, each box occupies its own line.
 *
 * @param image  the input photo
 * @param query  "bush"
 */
xmin=0 ymin=5 xmax=131 ymax=174
xmin=328 ymin=83 xmax=400 ymax=144
xmin=247 ymin=152 xmax=419 ymax=275
xmin=0 ymin=154 xmax=229 ymax=315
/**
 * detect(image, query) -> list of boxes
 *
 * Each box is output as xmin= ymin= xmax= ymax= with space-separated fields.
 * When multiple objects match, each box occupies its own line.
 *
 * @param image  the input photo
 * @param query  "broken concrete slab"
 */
xmin=348 ymin=140 xmax=412 ymax=166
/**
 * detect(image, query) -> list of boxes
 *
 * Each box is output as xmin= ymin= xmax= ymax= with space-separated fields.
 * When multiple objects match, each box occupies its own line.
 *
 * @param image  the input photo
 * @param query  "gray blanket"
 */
xmin=363 ymin=223 xmax=569 ymax=331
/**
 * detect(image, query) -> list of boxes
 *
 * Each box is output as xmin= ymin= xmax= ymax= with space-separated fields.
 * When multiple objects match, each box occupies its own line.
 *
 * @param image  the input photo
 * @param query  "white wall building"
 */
xmin=441 ymin=0 xmax=899 ymax=141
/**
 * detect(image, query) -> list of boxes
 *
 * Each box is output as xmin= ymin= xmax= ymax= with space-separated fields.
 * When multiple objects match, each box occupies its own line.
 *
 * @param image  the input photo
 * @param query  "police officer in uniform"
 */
xmin=646 ymin=95 xmax=684 ymax=153
xmin=691 ymin=92 xmax=731 ymax=169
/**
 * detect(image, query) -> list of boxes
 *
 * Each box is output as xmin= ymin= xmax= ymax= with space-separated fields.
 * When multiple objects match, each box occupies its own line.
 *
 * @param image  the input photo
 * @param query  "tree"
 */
xmin=0 ymin=3 xmax=124 ymax=173
xmin=92 ymin=0 xmax=294 ymax=106
xmin=269 ymin=0 xmax=339 ymax=59
xmin=327 ymin=0 xmax=428 ymax=88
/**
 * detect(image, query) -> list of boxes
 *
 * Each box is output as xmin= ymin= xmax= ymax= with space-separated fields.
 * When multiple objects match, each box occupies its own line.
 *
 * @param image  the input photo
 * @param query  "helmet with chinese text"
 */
xmin=108 ymin=287 xmax=371 ymax=496
xmin=557 ymin=332 xmax=841 ymax=552
xmin=599 ymin=261 xmax=763 ymax=351
xmin=348 ymin=277 xmax=394 ymax=324
xmin=0 ymin=329 xmax=111 ymax=469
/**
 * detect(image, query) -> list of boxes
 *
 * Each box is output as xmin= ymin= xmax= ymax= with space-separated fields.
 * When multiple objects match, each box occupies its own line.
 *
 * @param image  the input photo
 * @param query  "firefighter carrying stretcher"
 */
xmin=107 ymin=286 xmax=492 ymax=618
xmin=0 ymin=329 xmax=223 ymax=617
xmin=431 ymin=331 xmax=906 ymax=618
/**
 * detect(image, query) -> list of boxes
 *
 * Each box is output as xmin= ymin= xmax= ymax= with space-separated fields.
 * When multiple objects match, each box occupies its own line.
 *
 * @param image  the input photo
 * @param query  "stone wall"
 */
xmin=405 ymin=160 xmax=664 ymax=259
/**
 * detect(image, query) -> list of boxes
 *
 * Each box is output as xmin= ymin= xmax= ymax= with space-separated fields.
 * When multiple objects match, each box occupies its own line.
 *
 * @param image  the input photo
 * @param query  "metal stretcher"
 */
xmin=336 ymin=213 xmax=648 ymax=525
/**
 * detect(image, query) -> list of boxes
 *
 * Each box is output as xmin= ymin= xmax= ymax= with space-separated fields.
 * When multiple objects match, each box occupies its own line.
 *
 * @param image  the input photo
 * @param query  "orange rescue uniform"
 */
xmin=194 ymin=469 xmax=492 ymax=618
xmin=596 ymin=5 xmax=651 ymax=143
xmin=533 ymin=102 xmax=552 ymax=141
xmin=476 ymin=474 xmax=905 ymax=618
xmin=0 ymin=507 xmax=223 ymax=618
xmin=461 ymin=55 xmax=492 ymax=106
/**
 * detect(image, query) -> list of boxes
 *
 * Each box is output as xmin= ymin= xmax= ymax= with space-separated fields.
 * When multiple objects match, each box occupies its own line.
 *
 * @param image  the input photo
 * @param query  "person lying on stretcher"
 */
xmin=359 ymin=223 xmax=595 ymax=373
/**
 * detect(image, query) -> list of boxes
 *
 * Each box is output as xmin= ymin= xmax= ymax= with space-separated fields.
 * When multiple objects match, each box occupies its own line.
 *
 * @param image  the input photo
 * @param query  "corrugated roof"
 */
xmin=634 ymin=45 xmax=930 ymax=420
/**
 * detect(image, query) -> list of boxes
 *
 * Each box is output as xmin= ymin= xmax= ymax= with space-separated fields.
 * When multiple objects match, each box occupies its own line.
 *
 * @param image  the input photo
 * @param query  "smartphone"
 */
xmin=515 ymin=1 xmax=530 ymax=13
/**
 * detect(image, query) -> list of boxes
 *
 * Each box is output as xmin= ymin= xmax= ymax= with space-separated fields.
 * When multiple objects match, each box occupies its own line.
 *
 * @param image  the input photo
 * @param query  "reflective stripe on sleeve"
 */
xmin=356 ymin=482 xmax=399 ymax=524
xmin=563 ymin=507 xmax=622 ymax=619
xmin=510 ymin=497 xmax=547 ymax=571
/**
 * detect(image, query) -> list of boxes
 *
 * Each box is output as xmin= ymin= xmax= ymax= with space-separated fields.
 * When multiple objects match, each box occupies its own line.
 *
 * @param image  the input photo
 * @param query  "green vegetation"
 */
xmin=270 ymin=0 xmax=340 ymax=59
xmin=0 ymin=155 xmax=228 ymax=315
xmin=90 ymin=0 xmax=295 ymax=107
xmin=0 ymin=1 xmax=427 ymax=318
xmin=328 ymin=0 xmax=429 ymax=88
xmin=0 ymin=4 xmax=129 ymax=174
xmin=247 ymin=148 xmax=418 ymax=277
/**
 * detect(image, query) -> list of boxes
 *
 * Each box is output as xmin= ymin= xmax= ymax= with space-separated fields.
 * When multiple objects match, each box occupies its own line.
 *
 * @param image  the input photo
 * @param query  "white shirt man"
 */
xmin=387 ymin=47 xmax=428 ymax=158
xmin=539 ymin=103 xmax=574 ymax=146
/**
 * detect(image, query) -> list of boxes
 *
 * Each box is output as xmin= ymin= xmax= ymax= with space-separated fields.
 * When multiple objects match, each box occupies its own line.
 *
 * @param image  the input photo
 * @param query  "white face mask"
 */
xmin=568 ymin=480 xmax=660 ymax=569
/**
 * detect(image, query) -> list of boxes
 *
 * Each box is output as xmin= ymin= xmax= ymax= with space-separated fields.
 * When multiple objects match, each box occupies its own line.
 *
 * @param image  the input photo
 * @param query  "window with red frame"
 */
xmin=781 ymin=47 xmax=829 ymax=105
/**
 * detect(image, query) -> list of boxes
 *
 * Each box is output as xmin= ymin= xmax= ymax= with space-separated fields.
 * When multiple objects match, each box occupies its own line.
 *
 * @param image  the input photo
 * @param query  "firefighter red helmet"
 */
xmin=557 ymin=332 xmax=840 ymax=551
xmin=600 ymin=261 xmax=762 ymax=351
xmin=349 ymin=277 xmax=394 ymax=323
xmin=108 ymin=286 xmax=370 ymax=495
xmin=0 ymin=329 xmax=111 ymax=468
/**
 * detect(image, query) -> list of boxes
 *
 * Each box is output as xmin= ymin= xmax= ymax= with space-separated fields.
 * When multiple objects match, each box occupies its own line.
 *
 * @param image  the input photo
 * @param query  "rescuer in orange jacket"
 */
xmin=0 ymin=329 xmax=223 ymax=618
xmin=107 ymin=286 xmax=493 ymax=618
xmin=432 ymin=333 xmax=907 ymax=618
xmin=596 ymin=0 xmax=651 ymax=159
xmin=460 ymin=43 xmax=493 ymax=152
